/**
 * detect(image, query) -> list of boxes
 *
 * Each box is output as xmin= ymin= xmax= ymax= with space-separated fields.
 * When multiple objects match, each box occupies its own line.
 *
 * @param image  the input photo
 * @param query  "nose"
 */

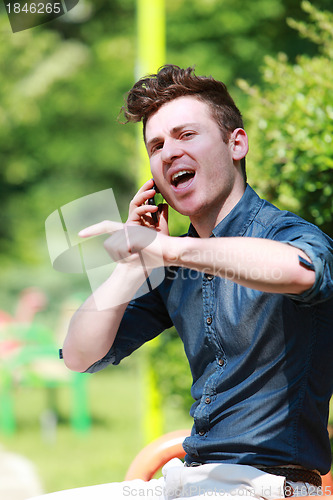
xmin=161 ymin=138 xmax=183 ymax=164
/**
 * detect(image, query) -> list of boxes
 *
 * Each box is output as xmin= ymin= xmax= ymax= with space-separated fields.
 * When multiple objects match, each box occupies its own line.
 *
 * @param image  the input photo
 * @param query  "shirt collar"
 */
xmin=188 ymin=184 xmax=263 ymax=238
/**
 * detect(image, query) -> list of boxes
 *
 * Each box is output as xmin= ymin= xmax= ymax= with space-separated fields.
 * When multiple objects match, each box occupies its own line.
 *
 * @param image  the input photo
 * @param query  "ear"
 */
xmin=230 ymin=128 xmax=248 ymax=161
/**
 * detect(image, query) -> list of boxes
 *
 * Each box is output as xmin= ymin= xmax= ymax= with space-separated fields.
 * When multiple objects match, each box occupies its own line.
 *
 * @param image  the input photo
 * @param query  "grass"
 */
xmin=0 ymin=352 xmax=192 ymax=495
xmin=0 ymin=265 xmax=193 ymax=494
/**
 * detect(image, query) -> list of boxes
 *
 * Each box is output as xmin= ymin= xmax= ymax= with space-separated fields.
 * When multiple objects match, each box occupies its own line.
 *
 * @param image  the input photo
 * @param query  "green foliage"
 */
xmin=166 ymin=0 xmax=332 ymax=102
xmin=239 ymin=2 xmax=333 ymax=235
xmin=0 ymin=11 xmax=137 ymax=266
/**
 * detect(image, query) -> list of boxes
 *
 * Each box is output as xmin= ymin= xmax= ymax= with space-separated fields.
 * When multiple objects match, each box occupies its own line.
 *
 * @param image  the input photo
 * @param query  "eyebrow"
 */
xmin=146 ymin=122 xmax=201 ymax=151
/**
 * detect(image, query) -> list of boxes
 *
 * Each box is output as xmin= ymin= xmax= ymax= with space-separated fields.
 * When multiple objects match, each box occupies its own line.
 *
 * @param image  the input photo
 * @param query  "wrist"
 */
xmin=163 ymin=236 xmax=194 ymax=267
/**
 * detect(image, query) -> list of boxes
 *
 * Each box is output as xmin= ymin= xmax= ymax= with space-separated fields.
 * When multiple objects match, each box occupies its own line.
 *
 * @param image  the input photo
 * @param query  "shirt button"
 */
xmin=205 ymin=397 xmax=211 ymax=404
xmin=218 ymin=358 xmax=224 ymax=367
xmin=206 ymin=317 xmax=212 ymax=325
xmin=198 ymin=430 xmax=205 ymax=436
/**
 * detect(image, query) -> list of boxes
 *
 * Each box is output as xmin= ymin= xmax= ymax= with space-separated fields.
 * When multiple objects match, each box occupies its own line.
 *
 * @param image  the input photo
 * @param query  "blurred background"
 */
xmin=0 ymin=0 xmax=332 ymax=497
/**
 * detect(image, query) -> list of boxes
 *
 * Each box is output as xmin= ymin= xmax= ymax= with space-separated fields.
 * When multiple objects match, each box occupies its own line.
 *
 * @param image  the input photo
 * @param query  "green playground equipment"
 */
xmin=0 ymin=322 xmax=90 ymax=435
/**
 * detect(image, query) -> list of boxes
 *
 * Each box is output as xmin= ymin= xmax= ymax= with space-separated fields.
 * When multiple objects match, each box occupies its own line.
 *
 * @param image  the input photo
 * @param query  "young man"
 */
xmin=32 ymin=66 xmax=333 ymax=499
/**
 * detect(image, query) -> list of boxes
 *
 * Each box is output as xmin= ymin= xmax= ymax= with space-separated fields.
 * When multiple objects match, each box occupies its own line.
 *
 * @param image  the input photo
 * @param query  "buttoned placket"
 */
xmin=193 ymin=271 xmax=226 ymax=439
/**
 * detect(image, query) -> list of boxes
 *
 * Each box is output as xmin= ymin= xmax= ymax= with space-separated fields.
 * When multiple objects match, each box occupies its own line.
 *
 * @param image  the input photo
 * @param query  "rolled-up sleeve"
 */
xmin=267 ymin=220 xmax=333 ymax=304
xmin=85 ymin=284 xmax=172 ymax=373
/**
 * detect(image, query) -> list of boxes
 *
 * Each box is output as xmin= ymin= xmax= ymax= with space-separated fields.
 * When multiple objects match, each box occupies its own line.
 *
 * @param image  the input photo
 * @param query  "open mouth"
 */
xmin=171 ymin=169 xmax=195 ymax=189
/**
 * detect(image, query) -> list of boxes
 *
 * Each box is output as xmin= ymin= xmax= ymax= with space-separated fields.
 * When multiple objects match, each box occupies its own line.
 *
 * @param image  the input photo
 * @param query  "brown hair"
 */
xmin=122 ymin=65 xmax=246 ymax=180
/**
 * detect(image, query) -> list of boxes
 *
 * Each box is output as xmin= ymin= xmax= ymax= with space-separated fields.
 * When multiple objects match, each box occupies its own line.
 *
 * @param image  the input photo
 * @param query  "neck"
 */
xmin=190 ymin=182 xmax=246 ymax=238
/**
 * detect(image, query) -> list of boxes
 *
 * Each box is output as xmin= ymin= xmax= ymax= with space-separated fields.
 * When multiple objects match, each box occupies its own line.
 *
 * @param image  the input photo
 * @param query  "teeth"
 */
xmin=171 ymin=170 xmax=193 ymax=183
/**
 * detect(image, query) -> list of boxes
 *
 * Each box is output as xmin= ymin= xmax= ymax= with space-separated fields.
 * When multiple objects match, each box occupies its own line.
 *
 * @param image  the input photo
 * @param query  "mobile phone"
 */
xmin=148 ymin=181 xmax=159 ymax=224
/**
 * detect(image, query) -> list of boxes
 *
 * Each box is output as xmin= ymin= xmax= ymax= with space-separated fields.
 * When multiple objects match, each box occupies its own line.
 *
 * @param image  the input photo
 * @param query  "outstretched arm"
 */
xmin=164 ymin=235 xmax=315 ymax=295
xmin=78 ymin=223 xmax=315 ymax=298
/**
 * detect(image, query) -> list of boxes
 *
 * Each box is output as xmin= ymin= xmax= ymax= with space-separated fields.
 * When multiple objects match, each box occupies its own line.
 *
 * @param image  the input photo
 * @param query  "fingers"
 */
xmin=78 ymin=215 xmax=166 ymax=270
xmin=78 ymin=222 xmax=136 ymax=263
xmin=130 ymin=179 xmax=155 ymax=209
xmin=128 ymin=180 xmax=169 ymax=233
xmin=128 ymin=186 xmax=157 ymax=224
xmin=78 ymin=220 xmax=124 ymax=238
xmin=105 ymin=225 xmax=157 ymax=255
xmin=128 ymin=182 xmax=159 ymax=226
xmin=137 ymin=178 xmax=155 ymax=194
xmin=135 ymin=204 xmax=158 ymax=217
xmin=129 ymin=189 xmax=156 ymax=209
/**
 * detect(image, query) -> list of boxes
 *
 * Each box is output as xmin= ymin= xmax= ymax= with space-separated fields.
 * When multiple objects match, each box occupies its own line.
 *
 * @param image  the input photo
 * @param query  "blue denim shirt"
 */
xmin=87 ymin=185 xmax=333 ymax=474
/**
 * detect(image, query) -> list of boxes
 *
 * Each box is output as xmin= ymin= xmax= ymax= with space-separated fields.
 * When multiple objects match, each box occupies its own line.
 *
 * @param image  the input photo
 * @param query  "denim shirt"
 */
xmin=87 ymin=185 xmax=333 ymax=474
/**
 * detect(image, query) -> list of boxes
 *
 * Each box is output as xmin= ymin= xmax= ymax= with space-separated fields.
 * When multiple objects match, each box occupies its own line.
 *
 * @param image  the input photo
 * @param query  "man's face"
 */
xmin=145 ymin=96 xmax=242 ymax=223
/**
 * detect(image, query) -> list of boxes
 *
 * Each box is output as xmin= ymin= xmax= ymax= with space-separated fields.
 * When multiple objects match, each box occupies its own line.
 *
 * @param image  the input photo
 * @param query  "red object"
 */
xmin=125 ymin=429 xmax=333 ymax=498
xmin=322 ymin=470 xmax=333 ymax=493
xmin=125 ymin=429 xmax=189 ymax=481
xmin=0 ymin=310 xmax=13 ymax=326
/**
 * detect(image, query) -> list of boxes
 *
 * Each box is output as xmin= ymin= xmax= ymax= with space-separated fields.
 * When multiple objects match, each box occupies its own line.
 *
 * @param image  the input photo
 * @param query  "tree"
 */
xmin=238 ymin=1 xmax=333 ymax=236
xmin=166 ymin=0 xmax=332 ymax=101
xmin=0 ymin=13 xmax=137 ymax=266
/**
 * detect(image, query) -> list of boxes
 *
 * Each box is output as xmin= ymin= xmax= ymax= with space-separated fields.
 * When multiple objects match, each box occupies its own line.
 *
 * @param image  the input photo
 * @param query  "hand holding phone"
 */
xmin=127 ymin=178 xmax=167 ymax=231
xmin=148 ymin=182 xmax=159 ymax=224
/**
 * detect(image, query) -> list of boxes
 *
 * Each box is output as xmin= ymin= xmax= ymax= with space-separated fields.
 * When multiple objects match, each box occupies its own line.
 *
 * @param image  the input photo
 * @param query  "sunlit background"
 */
xmin=0 ymin=0 xmax=332 ymax=497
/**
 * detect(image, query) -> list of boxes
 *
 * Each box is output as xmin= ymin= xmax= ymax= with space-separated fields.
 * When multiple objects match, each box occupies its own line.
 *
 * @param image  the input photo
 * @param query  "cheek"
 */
xmin=192 ymin=141 xmax=226 ymax=165
xmin=149 ymin=160 xmax=159 ymax=178
xmin=209 ymin=147 xmax=234 ymax=173
xmin=149 ymin=162 xmax=165 ymax=192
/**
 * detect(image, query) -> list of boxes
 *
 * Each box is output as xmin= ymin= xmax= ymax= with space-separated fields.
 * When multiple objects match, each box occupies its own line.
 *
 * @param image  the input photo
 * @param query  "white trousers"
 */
xmin=27 ymin=459 xmax=315 ymax=500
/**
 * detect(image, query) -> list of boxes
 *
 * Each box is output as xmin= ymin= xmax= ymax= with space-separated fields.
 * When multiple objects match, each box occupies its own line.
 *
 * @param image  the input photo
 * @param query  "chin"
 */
xmin=173 ymin=202 xmax=204 ymax=218
xmin=165 ymin=191 xmax=206 ymax=217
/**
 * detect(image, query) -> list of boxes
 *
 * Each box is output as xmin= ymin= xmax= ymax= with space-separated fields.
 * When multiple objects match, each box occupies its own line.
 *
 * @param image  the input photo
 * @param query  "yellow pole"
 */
xmin=136 ymin=0 xmax=165 ymax=186
xmin=136 ymin=0 xmax=165 ymax=444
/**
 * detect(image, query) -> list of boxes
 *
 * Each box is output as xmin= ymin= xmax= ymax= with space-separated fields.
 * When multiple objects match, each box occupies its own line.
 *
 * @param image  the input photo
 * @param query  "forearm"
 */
xmin=165 ymin=236 xmax=315 ymax=294
xmin=62 ymin=263 xmax=147 ymax=372
xmin=64 ymin=179 xmax=169 ymax=373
